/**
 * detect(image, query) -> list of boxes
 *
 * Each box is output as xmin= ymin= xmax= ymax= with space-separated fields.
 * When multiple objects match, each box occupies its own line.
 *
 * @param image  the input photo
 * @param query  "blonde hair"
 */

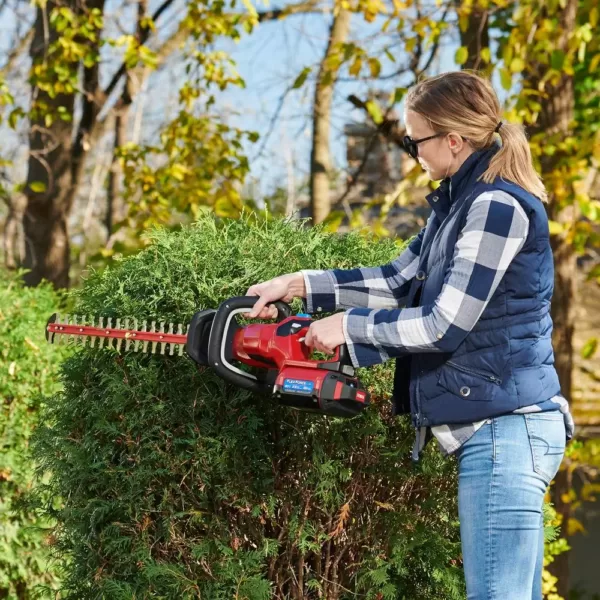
xmin=405 ymin=71 xmax=547 ymax=202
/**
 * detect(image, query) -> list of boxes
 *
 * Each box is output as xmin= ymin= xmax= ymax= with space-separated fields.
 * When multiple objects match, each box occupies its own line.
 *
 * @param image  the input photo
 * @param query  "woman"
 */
xmin=245 ymin=71 xmax=574 ymax=599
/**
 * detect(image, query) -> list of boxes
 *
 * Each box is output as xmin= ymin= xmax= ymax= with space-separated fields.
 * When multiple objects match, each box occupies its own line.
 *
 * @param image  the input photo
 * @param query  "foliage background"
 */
xmin=0 ymin=270 xmax=71 ymax=598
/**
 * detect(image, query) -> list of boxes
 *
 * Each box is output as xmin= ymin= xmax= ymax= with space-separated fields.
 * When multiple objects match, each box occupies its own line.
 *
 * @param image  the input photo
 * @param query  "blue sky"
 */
xmin=212 ymin=2 xmax=510 ymax=197
xmin=216 ymin=4 xmax=458 ymax=196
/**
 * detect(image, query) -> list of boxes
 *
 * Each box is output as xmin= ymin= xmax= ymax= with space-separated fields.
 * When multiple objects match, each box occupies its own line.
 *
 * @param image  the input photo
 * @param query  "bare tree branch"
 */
xmin=101 ymin=0 xmax=177 ymax=104
xmin=257 ymin=0 xmax=324 ymax=22
xmin=333 ymin=6 xmax=450 ymax=209
xmin=347 ymin=94 xmax=406 ymax=148
xmin=100 ymin=0 xmax=327 ymax=117
xmin=415 ymin=3 xmax=450 ymax=77
xmin=331 ymin=95 xmax=407 ymax=210
xmin=251 ymin=83 xmax=296 ymax=162
xmin=0 ymin=27 xmax=34 ymax=77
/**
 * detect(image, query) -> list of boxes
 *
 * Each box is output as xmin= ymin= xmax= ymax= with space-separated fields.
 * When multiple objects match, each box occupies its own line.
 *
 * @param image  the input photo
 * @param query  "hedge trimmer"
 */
xmin=45 ymin=296 xmax=370 ymax=418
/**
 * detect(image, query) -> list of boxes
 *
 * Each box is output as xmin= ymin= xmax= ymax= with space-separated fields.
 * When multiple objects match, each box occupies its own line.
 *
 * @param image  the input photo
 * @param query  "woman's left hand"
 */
xmin=304 ymin=313 xmax=346 ymax=355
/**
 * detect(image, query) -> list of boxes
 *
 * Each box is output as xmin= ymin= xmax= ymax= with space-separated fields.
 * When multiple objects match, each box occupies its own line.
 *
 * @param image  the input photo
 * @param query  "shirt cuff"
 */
xmin=341 ymin=311 xmax=359 ymax=368
xmin=342 ymin=308 xmax=392 ymax=368
xmin=299 ymin=269 xmax=337 ymax=313
xmin=342 ymin=308 xmax=372 ymax=345
xmin=343 ymin=308 xmax=393 ymax=368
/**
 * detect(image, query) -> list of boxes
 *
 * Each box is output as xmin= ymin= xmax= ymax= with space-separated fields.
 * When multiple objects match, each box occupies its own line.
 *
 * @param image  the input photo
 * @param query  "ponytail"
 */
xmin=481 ymin=121 xmax=548 ymax=203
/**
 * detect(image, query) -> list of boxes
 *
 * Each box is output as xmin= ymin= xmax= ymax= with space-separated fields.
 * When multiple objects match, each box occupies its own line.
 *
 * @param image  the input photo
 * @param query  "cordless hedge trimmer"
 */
xmin=45 ymin=296 xmax=370 ymax=418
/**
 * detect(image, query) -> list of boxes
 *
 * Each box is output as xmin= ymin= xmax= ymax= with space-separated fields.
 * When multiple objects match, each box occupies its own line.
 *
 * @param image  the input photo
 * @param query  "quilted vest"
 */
xmin=392 ymin=144 xmax=562 ymax=427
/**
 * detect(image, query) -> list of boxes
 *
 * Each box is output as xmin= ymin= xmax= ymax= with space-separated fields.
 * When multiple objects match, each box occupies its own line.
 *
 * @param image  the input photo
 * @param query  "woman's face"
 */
xmin=404 ymin=109 xmax=469 ymax=181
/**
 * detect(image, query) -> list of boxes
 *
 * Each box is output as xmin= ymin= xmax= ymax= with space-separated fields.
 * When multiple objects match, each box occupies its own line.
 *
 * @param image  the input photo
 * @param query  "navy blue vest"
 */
xmin=392 ymin=144 xmax=562 ymax=427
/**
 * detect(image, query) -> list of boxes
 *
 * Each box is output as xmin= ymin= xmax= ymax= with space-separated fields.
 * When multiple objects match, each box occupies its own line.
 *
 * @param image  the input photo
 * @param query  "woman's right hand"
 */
xmin=244 ymin=272 xmax=306 ymax=319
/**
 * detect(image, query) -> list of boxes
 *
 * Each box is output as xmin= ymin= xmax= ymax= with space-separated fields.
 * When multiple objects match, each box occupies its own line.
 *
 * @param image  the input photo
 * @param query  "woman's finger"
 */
xmin=258 ymin=304 xmax=277 ymax=319
xmin=304 ymin=329 xmax=313 ymax=347
xmin=249 ymin=294 xmax=272 ymax=318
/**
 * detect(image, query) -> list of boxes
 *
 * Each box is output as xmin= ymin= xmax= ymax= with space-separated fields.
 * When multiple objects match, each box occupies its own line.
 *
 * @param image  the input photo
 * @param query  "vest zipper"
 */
xmin=446 ymin=361 xmax=502 ymax=385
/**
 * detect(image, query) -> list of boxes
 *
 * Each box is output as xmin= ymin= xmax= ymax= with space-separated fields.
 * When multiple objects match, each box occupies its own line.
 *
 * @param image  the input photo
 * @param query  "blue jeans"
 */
xmin=455 ymin=412 xmax=566 ymax=599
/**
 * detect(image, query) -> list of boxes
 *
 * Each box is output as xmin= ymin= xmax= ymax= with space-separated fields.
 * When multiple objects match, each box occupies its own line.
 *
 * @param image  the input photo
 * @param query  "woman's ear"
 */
xmin=448 ymin=133 xmax=463 ymax=154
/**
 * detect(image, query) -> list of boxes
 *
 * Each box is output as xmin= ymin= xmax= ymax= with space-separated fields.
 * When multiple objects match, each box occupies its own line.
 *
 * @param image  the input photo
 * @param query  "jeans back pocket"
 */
xmin=524 ymin=411 xmax=566 ymax=485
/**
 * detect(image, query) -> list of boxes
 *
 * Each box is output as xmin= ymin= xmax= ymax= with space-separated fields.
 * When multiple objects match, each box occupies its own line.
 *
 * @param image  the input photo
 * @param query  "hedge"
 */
xmin=32 ymin=212 xmax=468 ymax=599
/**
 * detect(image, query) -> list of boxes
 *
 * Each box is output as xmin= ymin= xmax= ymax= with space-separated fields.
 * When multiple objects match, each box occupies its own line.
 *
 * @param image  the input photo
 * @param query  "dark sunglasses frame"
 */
xmin=403 ymin=132 xmax=446 ymax=159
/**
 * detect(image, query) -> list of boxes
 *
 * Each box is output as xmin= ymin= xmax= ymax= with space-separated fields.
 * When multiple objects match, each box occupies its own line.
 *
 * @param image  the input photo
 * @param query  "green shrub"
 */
xmin=32 ymin=212 xmax=465 ymax=599
xmin=0 ymin=269 xmax=71 ymax=598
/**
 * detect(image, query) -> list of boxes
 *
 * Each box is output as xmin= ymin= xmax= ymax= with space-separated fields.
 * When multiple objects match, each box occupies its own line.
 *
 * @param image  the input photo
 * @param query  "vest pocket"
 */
xmin=437 ymin=361 xmax=502 ymax=402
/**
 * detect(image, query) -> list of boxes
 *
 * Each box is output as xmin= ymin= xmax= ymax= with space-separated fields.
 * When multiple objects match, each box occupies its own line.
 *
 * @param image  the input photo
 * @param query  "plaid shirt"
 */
xmin=301 ymin=190 xmax=575 ymax=457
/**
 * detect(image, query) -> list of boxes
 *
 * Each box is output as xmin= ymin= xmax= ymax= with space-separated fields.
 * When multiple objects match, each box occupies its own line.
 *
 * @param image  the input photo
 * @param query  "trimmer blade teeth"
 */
xmin=47 ymin=312 xmax=188 ymax=359
xmin=52 ymin=313 xmax=60 ymax=344
xmin=106 ymin=318 xmax=114 ymax=349
xmin=69 ymin=315 xmax=78 ymax=344
xmin=150 ymin=320 xmax=157 ymax=354
xmin=159 ymin=322 xmax=166 ymax=355
xmin=80 ymin=316 xmax=88 ymax=347
xmin=57 ymin=314 xmax=70 ymax=345
xmin=133 ymin=318 xmax=139 ymax=352
xmin=66 ymin=315 xmax=74 ymax=345
xmin=176 ymin=323 xmax=184 ymax=356
xmin=79 ymin=317 xmax=88 ymax=345
xmin=115 ymin=318 xmax=124 ymax=352
xmin=55 ymin=313 xmax=62 ymax=345
xmin=124 ymin=319 xmax=131 ymax=351
xmin=90 ymin=316 xmax=97 ymax=347
xmin=99 ymin=317 xmax=106 ymax=349
xmin=168 ymin=323 xmax=174 ymax=355
xmin=142 ymin=321 xmax=148 ymax=353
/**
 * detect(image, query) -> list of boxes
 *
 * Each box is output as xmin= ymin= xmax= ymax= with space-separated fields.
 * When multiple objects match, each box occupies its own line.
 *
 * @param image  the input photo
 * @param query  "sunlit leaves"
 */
xmin=115 ymin=112 xmax=254 ymax=242
xmin=581 ymin=338 xmax=598 ymax=359
xmin=454 ymin=46 xmax=468 ymax=66
xmin=29 ymin=5 xmax=104 ymax=117
xmin=292 ymin=66 xmax=311 ymax=89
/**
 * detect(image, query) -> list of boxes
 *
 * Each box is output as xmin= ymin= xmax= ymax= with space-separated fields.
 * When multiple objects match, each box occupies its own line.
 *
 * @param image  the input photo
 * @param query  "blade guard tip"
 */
xmin=46 ymin=313 xmax=58 ymax=343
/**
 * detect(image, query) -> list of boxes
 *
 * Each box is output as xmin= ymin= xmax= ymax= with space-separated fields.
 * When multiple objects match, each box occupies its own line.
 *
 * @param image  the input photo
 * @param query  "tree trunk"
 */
xmin=309 ymin=8 xmax=351 ymax=225
xmin=524 ymin=0 xmax=578 ymax=596
xmin=548 ymin=213 xmax=576 ymax=600
xmin=22 ymin=0 xmax=105 ymax=289
xmin=106 ymin=0 xmax=146 ymax=241
xmin=3 ymin=192 xmax=27 ymax=269
xmin=455 ymin=1 xmax=490 ymax=72
xmin=106 ymin=110 xmax=128 ymax=241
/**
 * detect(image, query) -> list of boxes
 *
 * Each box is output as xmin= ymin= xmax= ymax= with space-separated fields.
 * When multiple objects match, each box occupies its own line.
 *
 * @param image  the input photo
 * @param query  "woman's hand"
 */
xmin=304 ymin=313 xmax=346 ymax=355
xmin=244 ymin=272 xmax=306 ymax=319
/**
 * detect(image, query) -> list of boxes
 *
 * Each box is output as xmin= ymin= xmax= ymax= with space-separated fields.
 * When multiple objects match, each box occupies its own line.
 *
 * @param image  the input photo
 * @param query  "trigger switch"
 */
xmin=291 ymin=323 xmax=303 ymax=333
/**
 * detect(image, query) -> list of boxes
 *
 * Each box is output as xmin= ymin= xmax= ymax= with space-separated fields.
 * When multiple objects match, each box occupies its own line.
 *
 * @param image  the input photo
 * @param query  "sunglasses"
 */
xmin=403 ymin=132 xmax=446 ymax=159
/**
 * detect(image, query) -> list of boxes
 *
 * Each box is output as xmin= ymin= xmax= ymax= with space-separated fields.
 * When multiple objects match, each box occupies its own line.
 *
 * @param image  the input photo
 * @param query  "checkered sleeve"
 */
xmin=300 ymin=221 xmax=427 ymax=314
xmin=342 ymin=191 xmax=530 ymax=368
